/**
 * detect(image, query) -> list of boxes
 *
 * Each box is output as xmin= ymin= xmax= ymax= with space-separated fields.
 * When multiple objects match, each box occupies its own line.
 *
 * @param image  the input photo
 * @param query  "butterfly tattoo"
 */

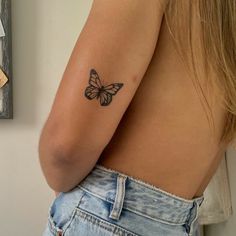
xmin=84 ymin=69 xmax=124 ymax=106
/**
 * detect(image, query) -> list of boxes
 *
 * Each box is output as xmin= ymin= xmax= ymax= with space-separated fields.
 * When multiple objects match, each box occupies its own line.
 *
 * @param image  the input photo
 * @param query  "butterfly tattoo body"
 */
xmin=84 ymin=69 xmax=124 ymax=106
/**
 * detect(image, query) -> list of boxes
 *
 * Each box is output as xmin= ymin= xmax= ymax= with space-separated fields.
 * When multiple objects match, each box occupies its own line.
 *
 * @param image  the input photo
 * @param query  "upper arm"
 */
xmin=40 ymin=0 xmax=167 ymax=161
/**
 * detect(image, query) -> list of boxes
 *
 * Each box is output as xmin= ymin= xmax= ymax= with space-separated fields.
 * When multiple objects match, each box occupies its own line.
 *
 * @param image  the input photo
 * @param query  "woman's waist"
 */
xmin=97 ymin=153 xmax=209 ymax=200
xmin=77 ymin=164 xmax=204 ymax=225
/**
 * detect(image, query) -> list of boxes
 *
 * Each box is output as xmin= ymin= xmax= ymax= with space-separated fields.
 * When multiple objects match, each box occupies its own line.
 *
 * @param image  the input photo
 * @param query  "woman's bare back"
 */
xmin=97 ymin=18 xmax=228 ymax=200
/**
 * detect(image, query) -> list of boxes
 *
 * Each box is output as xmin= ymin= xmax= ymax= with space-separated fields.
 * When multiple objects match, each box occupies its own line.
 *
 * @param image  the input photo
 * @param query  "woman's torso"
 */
xmin=97 ymin=17 xmax=228 ymax=200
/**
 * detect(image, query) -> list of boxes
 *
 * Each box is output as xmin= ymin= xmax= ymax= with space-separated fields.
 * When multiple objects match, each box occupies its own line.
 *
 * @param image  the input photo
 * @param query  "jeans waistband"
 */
xmin=77 ymin=164 xmax=204 ymax=228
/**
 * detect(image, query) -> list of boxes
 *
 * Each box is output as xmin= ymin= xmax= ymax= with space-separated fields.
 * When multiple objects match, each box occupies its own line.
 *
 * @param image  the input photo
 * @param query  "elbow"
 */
xmin=38 ymin=129 xmax=104 ymax=192
xmin=39 ymin=143 xmax=80 ymax=192
xmin=38 ymin=132 xmax=78 ymax=191
xmin=39 ymin=123 xmax=81 ymax=166
xmin=38 ymin=130 xmax=75 ymax=167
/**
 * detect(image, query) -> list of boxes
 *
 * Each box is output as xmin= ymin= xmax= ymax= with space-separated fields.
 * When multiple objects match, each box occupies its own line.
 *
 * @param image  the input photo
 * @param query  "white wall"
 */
xmin=0 ymin=1 xmax=92 ymax=235
xmin=0 ymin=1 xmax=235 ymax=235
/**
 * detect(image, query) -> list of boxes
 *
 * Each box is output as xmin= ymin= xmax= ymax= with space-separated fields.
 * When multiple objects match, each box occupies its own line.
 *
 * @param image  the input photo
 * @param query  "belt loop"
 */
xmin=109 ymin=173 xmax=127 ymax=220
xmin=185 ymin=200 xmax=201 ymax=236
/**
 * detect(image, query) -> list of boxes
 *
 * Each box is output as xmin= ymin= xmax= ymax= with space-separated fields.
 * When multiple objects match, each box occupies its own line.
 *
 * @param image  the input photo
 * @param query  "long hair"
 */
xmin=164 ymin=0 xmax=236 ymax=147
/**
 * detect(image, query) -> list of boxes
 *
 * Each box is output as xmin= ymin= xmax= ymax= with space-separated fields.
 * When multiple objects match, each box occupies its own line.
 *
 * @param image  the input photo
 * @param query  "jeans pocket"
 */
xmin=68 ymin=207 xmax=139 ymax=236
xmin=61 ymin=190 xmax=140 ymax=236
xmin=44 ymin=187 xmax=86 ymax=236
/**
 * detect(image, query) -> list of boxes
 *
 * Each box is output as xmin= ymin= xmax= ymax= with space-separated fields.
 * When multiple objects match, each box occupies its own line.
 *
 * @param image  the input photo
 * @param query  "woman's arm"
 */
xmin=39 ymin=0 xmax=168 ymax=193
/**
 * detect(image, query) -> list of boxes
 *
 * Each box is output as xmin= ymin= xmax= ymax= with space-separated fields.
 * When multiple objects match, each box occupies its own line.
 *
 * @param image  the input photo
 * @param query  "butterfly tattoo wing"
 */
xmin=84 ymin=69 xmax=102 ymax=100
xmin=84 ymin=86 xmax=99 ymax=100
xmin=99 ymin=83 xmax=123 ymax=106
xmin=99 ymin=91 xmax=113 ymax=106
xmin=88 ymin=69 xmax=102 ymax=88
xmin=103 ymin=83 xmax=124 ymax=95
xmin=84 ymin=69 xmax=124 ymax=106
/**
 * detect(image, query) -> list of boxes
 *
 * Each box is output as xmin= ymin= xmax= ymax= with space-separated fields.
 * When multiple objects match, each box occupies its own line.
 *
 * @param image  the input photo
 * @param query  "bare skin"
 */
xmin=97 ymin=18 xmax=228 ymax=200
xmin=40 ymin=1 xmax=228 ymax=199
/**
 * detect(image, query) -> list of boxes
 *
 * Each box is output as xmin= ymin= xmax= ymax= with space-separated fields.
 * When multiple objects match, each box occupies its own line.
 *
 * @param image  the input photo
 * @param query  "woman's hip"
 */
xmin=43 ymin=164 xmax=204 ymax=236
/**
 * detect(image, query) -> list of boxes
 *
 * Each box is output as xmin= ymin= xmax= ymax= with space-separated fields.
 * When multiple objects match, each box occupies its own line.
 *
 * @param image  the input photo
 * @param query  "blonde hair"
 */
xmin=164 ymin=0 xmax=236 ymax=147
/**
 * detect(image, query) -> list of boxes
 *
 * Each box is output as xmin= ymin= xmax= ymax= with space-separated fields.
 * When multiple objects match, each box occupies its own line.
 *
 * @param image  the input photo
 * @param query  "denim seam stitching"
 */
xmin=47 ymin=198 xmax=64 ymax=235
xmin=77 ymin=185 xmax=186 ymax=226
xmin=95 ymin=164 xmax=203 ymax=205
xmin=188 ymin=202 xmax=200 ymax=236
xmin=47 ymin=213 xmax=63 ymax=235
xmin=75 ymin=207 xmax=139 ymax=236
xmin=62 ymin=191 xmax=87 ymax=235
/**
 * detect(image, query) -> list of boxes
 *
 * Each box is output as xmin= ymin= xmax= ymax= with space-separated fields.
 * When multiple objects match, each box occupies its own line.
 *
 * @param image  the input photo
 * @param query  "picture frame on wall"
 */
xmin=0 ymin=0 xmax=12 ymax=119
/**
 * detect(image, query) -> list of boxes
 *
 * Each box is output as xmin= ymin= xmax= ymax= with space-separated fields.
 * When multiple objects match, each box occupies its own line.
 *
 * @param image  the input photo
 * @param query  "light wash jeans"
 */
xmin=43 ymin=164 xmax=204 ymax=236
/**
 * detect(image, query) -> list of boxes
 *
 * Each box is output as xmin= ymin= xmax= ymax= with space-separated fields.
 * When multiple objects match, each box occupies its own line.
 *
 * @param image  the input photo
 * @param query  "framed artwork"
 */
xmin=0 ymin=0 xmax=12 ymax=119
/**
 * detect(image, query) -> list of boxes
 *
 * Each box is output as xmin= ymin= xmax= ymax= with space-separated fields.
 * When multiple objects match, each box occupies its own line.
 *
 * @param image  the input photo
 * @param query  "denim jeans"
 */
xmin=43 ymin=164 xmax=204 ymax=236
